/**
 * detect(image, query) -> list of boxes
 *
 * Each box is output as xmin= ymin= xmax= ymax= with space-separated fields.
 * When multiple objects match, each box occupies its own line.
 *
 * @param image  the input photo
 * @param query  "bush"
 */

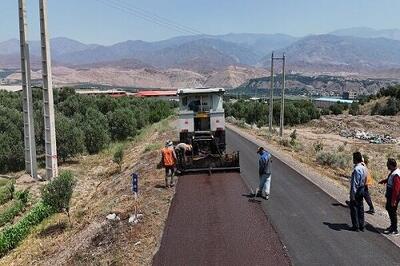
xmin=313 ymin=141 xmax=324 ymax=153
xmin=349 ymin=102 xmax=360 ymax=116
xmin=0 ymin=181 xmax=15 ymax=205
xmin=316 ymin=151 xmax=350 ymax=169
xmin=290 ymin=130 xmax=297 ymax=146
xmin=279 ymin=138 xmax=291 ymax=147
xmin=113 ymin=145 xmax=124 ymax=172
xmin=329 ymin=103 xmax=344 ymax=115
xmin=41 ymin=171 xmax=75 ymax=214
xmin=0 ymin=202 xmax=54 ymax=256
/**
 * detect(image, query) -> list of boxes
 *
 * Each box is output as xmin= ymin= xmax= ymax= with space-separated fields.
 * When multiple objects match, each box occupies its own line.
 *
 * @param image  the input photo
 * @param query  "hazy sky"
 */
xmin=1 ymin=0 xmax=400 ymax=44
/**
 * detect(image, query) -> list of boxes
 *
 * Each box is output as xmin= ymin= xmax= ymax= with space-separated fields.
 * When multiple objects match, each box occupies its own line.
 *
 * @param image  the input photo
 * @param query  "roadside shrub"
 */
xmin=0 ymin=202 xmax=54 ymax=256
xmin=290 ymin=130 xmax=297 ymax=146
xmin=113 ymin=145 xmax=124 ymax=172
xmin=349 ymin=102 xmax=360 ymax=116
xmin=313 ymin=141 xmax=324 ymax=153
xmin=279 ymin=138 xmax=291 ymax=147
xmin=337 ymin=145 xmax=346 ymax=153
xmin=316 ymin=151 xmax=350 ymax=169
xmin=41 ymin=171 xmax=76 ymax=214
xmin=329 ymin=103 xmax=344 ymax=115
xmin=0 ymin=181 xmax=15 ymax=205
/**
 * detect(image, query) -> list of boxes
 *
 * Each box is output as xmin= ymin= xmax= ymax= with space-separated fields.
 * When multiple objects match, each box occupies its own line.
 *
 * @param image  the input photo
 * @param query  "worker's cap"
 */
xmin=257 ymin=147 xmax=264 ymax=154
xmin=166 ymin=140 xmax=173 ymax=147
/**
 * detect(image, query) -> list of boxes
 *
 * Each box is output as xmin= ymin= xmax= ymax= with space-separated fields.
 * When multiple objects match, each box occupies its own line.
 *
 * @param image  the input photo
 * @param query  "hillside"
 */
xmin=234 ymin=74 xmax=398 ymax=96
xmin=261 ymin=34 xmax=400 ymax=72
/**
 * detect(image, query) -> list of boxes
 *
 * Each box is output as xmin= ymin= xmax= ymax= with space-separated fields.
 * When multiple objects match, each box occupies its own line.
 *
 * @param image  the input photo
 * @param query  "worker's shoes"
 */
xmin=255 ymin=192 xmax=263 ymax=198
xmin=350 ymin=227 xmax=360 ymax=232
xmin=384 ymin=227 xmax=399 ymax=235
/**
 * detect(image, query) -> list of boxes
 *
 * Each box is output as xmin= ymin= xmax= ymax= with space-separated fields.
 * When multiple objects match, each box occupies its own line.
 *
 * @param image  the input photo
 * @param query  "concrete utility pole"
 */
xmin=39 ymin=0 xmax=58 ymax=179
xmin=269 ymin=52 xmax=274 ymax=131
xmin=18 ymin=0 xmax=37 ymax=178
xmin=279 ymin=53 xmax=286 ymax=137
xmin=269 ymin=52 xmax=286 ymax=136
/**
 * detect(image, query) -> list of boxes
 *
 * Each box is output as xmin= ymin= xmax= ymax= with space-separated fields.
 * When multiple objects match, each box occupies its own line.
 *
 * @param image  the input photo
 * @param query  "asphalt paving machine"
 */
xmin=176 ymin=88 xmax=240 ymax=174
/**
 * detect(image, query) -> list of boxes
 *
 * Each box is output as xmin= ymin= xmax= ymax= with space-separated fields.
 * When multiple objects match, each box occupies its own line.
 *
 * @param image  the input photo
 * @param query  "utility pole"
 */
xmin=269 ymin=52 xmax=274 ymax=131
xmin=279 ymin=53 xmax=286 ymax=137
xmin=18 ymin=0 xmax=37 ymax=179
xmin=39 ymin=0 xmax=58 ymax=179
xmin=269 ymin=52 xmax=286 ymax=136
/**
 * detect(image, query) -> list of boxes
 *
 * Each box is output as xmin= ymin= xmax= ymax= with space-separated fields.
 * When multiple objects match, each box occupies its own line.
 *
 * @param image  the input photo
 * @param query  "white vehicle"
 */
xmin=178 ymin=88 xmax=226 ymax=150
xmin=176 ymin=88 xmax=239 ymax=173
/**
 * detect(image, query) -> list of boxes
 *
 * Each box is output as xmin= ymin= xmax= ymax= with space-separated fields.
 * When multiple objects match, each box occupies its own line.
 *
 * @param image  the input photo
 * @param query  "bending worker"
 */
xmin=175 ymin=143 xmax=192 ymax=171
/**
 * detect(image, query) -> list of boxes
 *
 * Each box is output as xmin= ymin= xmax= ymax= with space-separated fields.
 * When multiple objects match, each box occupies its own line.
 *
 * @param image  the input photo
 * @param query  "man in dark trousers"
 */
xmin=256 ymin=147 xmax=272 ymax=200
xmin=379 ymin=158 xmax=400 ymax=235
xmin=349 ymin=152 xmax=367 ymax=232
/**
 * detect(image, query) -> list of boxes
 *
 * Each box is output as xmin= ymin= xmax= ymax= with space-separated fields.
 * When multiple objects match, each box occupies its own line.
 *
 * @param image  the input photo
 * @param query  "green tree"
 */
xmin=81 ymin=108 xmax=110 ymax=154
xmin=56 ymin=113 xmax=85 ymax=162
xmin=108 ymin=108 xmax=137 ymax=141
xmin=41 ymin=171 xmax=76 ymax=215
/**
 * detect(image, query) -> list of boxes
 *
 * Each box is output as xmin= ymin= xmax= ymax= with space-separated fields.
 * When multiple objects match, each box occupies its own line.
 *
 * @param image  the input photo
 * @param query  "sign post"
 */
xmin=132 ymin=173 xmax=139 ymax=218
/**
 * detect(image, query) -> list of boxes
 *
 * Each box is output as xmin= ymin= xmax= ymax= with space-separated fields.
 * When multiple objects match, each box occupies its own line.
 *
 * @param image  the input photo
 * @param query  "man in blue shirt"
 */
xmin=349 ymin=152 xmax=367 ymax=232
xmin=256 ymin=147 xmax=272 ymax=200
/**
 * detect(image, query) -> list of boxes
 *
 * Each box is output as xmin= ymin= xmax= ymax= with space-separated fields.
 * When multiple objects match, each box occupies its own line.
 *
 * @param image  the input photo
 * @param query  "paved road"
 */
xmin=227 ymin=128 xmax=400 ymax=265
xmin=153 ymin=173 xmax=290 ymax=266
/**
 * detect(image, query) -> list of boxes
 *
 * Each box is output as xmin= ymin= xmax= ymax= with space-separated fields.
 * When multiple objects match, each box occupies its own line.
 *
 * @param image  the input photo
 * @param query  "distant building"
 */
xmin=342 ymin=91 xmax=358 ymax=100
xmin=313 ymin=97 xmax=354 ymax=108
xmin=75 ymin=89 xmax=130 ymax=98
xmin=134 ymin=90 xmax=178 ymax=100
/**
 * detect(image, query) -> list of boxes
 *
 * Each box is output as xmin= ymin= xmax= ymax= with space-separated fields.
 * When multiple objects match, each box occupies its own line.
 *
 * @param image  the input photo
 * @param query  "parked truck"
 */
xmin=177 ymin=88 xmax=240 ymax=173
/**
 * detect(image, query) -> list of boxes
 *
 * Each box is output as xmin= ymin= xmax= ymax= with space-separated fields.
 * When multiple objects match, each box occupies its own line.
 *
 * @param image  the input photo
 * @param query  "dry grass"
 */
xmin=0 ymin=117 xmax=177 ymax=266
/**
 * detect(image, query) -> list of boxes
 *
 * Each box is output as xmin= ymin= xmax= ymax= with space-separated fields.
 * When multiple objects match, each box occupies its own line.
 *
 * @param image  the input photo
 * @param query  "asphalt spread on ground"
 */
xmin=153 ymin=172 xmax=290 ymax=266
xmin=226 ymin=128 xmax=400 ymax=265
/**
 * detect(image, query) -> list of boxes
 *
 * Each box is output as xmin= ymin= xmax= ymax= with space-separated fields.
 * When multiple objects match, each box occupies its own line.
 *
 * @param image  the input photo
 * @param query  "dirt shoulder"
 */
xmin=0 ymin=118 xmax=177 ymax=266
xmin=227 ymin=120 xmax=400 ymax=248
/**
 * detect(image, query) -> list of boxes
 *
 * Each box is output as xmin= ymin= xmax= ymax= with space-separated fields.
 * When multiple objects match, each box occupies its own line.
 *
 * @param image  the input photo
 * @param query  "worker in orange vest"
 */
xmin=161 ymin=140 xmax=177 ymax=188
xmin=362 ymin=156 xmax=375 ymax=214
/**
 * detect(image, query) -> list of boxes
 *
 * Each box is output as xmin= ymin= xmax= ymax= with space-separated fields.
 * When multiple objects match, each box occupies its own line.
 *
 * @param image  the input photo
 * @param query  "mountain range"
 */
xmin=2 ymin=27 xmax=400 ymax=88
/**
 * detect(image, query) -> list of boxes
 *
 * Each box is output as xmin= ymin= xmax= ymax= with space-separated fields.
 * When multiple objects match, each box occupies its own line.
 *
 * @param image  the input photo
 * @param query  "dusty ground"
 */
xmin=0 ymin=118 xmax=176 ymax=266
xmin=230 ymin=114 xmax=400 ymax=208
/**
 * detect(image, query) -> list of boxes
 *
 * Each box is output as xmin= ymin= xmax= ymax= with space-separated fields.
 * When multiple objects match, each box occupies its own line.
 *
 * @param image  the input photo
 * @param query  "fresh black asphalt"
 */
xmin=227 ymin=128 xmax=400 ymax=265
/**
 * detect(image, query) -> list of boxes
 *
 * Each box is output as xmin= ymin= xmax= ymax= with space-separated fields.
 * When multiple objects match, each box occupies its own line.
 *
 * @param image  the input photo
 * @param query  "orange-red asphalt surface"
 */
xmin=152 ymin=173 xmax=290 ymax=265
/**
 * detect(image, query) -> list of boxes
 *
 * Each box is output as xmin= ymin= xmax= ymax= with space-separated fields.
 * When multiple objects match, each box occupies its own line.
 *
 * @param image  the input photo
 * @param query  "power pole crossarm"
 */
xmin=18 ymin=0 xmax=37 ymax=179
xmin=39 ymin=0 xmax=58 ymax=179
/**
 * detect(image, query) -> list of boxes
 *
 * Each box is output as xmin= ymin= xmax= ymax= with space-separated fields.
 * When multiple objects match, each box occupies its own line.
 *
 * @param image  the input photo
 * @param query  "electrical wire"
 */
xmin=93 ymin=0 xmax=203 ymax=36
xmin=112 ymin=0 xmax=204 ymax=35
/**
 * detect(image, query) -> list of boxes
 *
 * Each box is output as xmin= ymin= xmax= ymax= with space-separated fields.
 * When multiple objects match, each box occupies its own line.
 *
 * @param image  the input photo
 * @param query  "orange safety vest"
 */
xmin=162 ymin=147 xmax=176 ymax=167
xmin=363 ymin=164 xmax=373 ymax=186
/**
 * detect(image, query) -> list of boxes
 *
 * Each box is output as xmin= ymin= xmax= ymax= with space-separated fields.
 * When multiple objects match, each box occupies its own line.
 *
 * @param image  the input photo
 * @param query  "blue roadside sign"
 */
xmin=132 ymin=173 xmax=139 ymax=194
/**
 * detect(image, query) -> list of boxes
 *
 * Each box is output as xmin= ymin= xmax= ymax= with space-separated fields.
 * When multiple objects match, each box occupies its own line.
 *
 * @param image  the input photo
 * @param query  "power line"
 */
xmin=93 ymin=0 xmax=203 ymax=36
xmin=113 ymin=0 xmax=204 ymax=35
